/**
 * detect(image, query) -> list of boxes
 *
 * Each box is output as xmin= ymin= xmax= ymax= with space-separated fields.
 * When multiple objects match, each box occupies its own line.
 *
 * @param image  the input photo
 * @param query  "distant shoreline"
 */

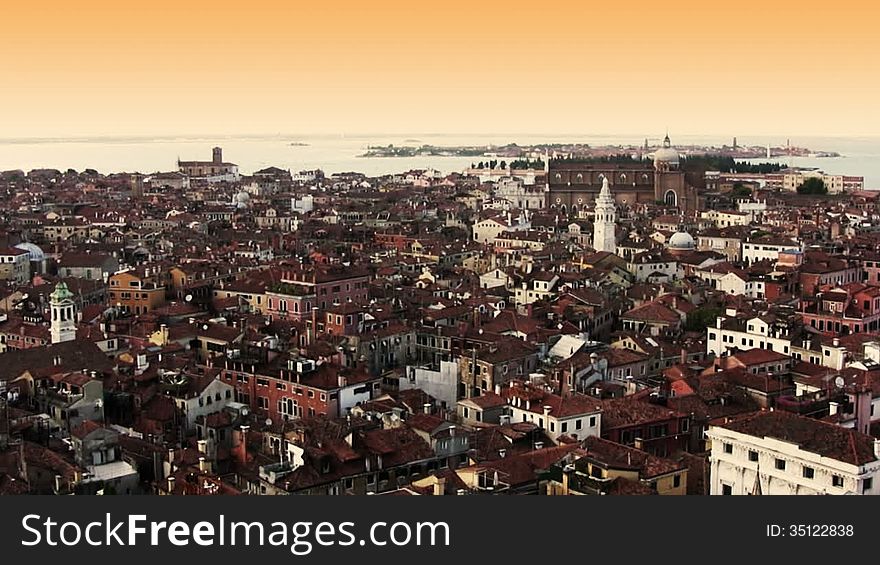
xmin=359 ymin=142 xmax=841 ymax=160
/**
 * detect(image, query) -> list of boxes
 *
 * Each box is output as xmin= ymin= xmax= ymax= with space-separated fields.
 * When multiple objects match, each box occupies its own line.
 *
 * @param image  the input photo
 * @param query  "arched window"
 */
xmin=641 ymin=173 xmax=650 ymax=183
xmin=576 ymin=173 xmax=584 ymax=183
xmin=619 ymin=174 xmax=627 ymax=182
xmin=664 ymin=190 xmax=678 ymax=207
xmin=555 ymin=173 xmax=562 ymax=181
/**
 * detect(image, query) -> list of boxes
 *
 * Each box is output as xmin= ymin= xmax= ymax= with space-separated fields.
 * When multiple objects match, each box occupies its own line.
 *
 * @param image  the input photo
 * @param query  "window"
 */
xmin=802 ymin=466 xmax=814 ymax=479
xmin=863 ymin=478 xmax=873 ymax=493
xmin=722 ymin=484 xmax=732 ymax=495
xmin=575 ymin=419 xmax=582 ymax=430
xmin=832 ymin=475 xmax=844 ymax=488
xmin=589 ymin=416 xmax=596 ymax=427
xmin=775 ymin=458 xmax=786 ymax=471
xmin=673 ymin=474 xmax=681 ymax=488
xmin=723 ymin=443 xmax=733 ymax=454
xmin=748 ymin=450 xmax=758 ymax=462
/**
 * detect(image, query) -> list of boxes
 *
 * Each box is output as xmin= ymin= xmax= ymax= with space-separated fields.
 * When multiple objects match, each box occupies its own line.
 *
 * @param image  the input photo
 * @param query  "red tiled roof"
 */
xmin=715 ymin=410 xmax=878 ymax=466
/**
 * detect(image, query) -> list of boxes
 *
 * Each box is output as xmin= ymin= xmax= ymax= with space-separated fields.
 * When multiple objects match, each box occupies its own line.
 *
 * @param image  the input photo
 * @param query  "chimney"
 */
xmin=680 ymin=348 xmax=688 ymax=366
xmin=855 ymin=385 xmax=872 ymax=435
xmin=498 ymin=448 xmax=507 ymax=458
xmin=534 ymin=441 xmax=544 ymax=450
xmin=833 ymin=337 xmax=840 ymax=348
xmin=634 ymin=437 xmax=644 ymax=450
xmin=234 ymin=425 xmax=250 ymax=465
xmin=423 ymin=402 xmax=432 ymax=414
xmin=433 ymin=477 xmax=446 ymax=496
xmin=167 ymin=475 xmax=175 ymax=493
xmin=197 ymin=439 xmax=208 ymax=455
xmin=198 ymin=456 xmax=209 ymax=474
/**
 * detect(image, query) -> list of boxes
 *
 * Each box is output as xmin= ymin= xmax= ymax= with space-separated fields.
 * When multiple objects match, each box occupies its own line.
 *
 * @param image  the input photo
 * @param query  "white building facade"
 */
xmin=707 ymin=412 xmax=880 ymax=495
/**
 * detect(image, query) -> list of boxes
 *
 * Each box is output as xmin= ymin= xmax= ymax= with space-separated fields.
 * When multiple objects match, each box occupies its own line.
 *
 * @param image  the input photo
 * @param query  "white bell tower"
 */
xmin=50 ymin=281 xmax=77 ymax=344
xmin=592 ymin=176 xmax=617 ymax=254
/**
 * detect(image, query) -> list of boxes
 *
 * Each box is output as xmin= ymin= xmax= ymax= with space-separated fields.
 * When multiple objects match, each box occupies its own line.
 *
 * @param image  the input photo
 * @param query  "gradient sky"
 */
xmin=1 ymin=1 xmax=878 ymax=138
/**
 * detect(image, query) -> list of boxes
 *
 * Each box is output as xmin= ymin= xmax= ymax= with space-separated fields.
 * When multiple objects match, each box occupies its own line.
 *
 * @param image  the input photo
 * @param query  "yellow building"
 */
xmin=108 ymin=270 xmax=166 ymax=315
xmin=545 ymin=437 xmax=688 ymax=495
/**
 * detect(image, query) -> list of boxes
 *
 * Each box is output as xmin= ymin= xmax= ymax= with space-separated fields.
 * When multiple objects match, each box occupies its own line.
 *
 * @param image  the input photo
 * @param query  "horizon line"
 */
xmin=2 ymin=132 xmax=880 ymax=143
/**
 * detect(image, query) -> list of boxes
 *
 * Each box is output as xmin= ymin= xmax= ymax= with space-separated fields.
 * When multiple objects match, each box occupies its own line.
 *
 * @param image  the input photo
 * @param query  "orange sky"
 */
xmin=1 ymin=0 xmax=878 ymax=137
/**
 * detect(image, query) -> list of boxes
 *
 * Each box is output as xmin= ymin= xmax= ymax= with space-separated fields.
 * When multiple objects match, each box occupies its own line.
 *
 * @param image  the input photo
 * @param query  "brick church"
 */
xmin=545 ymin=135 xmax=703 ymax=213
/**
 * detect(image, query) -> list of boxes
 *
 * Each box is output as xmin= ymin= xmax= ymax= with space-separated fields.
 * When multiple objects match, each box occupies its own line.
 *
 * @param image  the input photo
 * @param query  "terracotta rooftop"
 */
xmin=716 ymin=410 xmax=879 ymax=466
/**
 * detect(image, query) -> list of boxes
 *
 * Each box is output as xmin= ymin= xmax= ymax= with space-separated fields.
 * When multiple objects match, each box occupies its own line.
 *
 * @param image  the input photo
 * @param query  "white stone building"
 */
xmin=707 ymin=410 xmax=880 ymax=495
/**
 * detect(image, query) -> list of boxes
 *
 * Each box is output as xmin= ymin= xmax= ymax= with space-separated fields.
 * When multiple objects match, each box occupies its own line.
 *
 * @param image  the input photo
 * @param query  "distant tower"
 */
xmin=543 ymin=150 xmax=550 ymax=207
xmin=130 ymin=173 xmax=144 ymax=198
xmin=593 ymin=177 xmax=617 ymax=254
xmin=212 ymin=147 xmax=223 ymax=164
xmin=733 ymin=137 xmax=737 ymax=151
xmin=50 ymin=281 xmax=77 ymax=344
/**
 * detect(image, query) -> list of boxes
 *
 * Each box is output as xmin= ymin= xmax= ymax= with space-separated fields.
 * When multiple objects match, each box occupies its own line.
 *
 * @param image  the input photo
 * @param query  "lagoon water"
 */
xmin=1 ymin=133 xmax=878 ymax=188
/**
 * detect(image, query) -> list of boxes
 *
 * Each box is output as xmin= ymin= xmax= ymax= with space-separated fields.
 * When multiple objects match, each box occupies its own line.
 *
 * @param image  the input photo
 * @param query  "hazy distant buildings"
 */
xmin=780 ymin=170 xmax=863 ymax=194
xmin=178 ymin=147 xmax=240 ymax=183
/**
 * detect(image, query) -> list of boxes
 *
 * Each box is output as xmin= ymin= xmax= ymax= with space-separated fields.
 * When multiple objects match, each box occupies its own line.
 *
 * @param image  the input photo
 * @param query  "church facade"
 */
xmin=545 ymin=135 xmax=702 ymax=213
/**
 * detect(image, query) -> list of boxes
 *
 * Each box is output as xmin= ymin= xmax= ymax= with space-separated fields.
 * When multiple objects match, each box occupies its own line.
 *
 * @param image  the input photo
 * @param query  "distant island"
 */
xmin=289 ymin=142 xmax=310 ymax=147
xmin=359 ymin=142 xmax=841 ymax=160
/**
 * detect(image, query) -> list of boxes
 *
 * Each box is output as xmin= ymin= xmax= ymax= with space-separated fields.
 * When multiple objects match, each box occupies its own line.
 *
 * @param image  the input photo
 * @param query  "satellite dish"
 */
xmin=834 ymin=376 xmax=845 ymax=389
xmin=202 ymin=324 xmax=209 ymax=331
xmin=185 ymin=294 xmax=193 ymax=302
xmin=265 ymin=418 xmax=273 ymax=427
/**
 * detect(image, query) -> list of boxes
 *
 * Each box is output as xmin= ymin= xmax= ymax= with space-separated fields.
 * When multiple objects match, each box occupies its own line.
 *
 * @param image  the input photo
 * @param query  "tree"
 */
xmin=797 ymin=177 xmax=827 ymax=195
xmin=731 ymin=182 xmax=752 ymax=197
xmin=684 ymin=306 xmax=723 ymax=332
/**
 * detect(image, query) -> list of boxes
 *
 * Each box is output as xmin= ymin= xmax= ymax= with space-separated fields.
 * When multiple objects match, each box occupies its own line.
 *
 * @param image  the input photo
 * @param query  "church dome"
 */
xmin=668 ymin=231 xmax=695 ymax=250
xmin=14 ymin=242 xmax=45 ymax=262
xmin=653 ymin=134 xmax=680 ymax=167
